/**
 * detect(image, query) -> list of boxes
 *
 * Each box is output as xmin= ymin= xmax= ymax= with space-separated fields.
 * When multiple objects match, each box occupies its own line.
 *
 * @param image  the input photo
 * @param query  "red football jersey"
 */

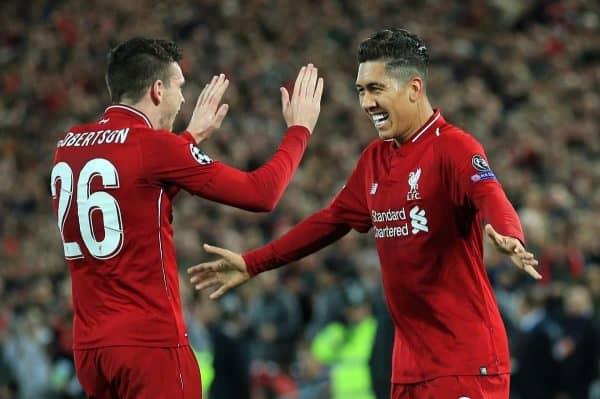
xmin=244 ymin=110 xmax=524 ymax=383
xmin=51 ymin=104 xmax=309 ymax=349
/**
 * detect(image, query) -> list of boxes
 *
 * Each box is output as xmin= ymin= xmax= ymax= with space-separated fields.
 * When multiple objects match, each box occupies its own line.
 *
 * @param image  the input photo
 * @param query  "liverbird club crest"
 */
xmin=407 ymin=167 xmax=422 ymax=200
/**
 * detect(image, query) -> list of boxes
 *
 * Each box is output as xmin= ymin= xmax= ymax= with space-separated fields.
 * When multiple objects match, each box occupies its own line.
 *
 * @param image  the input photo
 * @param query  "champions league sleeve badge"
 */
xmin=189 ymin=144 xmax=213 ymax=165
xmin=470 ymin=154 xmax=496 ymax=182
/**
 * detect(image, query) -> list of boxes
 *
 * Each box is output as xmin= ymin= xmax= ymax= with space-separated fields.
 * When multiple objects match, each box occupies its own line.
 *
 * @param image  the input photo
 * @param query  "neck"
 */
xmin=393 ymin=98 xmax=434 ymax=146
xmin=120 ymin=99 xmax=161 ymax=129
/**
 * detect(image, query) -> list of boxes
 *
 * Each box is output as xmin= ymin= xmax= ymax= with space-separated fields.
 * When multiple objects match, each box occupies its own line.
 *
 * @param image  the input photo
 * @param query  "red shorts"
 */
xmin=391 ymin=374 xmax=509 ymax=399
xmin=74 ymin=345 xmax=202 ymax=399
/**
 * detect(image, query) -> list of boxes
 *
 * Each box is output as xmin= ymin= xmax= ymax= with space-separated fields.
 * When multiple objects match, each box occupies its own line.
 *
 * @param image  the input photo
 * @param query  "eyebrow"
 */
xmin=356 ymin=82 xmax=385 ymax=89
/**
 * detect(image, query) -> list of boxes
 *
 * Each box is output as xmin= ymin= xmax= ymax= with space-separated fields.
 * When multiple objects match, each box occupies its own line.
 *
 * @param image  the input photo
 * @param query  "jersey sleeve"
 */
xmin=141 ymin=126 xmax=310 ymax=212
xmin=327 ymin=155 xmax=372 ymax=233
xmin=178 ymin=130 xmax=197 ymax=144
xmin=243 ymin=153 xmax=372 ymax=275
xmin=441 ymin=132 xmax=524 ymax=243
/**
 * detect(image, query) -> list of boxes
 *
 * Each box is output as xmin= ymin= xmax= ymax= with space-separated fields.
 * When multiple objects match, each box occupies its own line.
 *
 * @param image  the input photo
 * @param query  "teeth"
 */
xmin=372 ymin=113 xmax=388 ymax=122
xmin=372 ymin=113 xmax=388 ymax=127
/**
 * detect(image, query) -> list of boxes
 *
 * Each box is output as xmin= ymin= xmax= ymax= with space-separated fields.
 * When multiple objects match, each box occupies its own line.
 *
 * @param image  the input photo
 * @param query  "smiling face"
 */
xmin=356 ymin=60 xmax=421 ymax=142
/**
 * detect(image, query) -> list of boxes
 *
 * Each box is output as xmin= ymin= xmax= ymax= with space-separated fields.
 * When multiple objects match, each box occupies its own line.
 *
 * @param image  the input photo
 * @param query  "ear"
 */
xmin=150 ymin=80 xmax=164 ymax=105
xmin=408 ymin=76 xmax=424 ymax=102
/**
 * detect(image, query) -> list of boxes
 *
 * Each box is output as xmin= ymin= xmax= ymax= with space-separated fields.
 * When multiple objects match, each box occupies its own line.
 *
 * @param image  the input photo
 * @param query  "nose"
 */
xmin=360 ymin=92 xmax=377 ymax=110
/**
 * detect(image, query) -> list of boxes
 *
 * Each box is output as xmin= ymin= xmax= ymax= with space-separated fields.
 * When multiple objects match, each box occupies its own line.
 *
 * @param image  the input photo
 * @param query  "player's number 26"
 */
xmin=51 ymin=158 xmax=124 ymax=260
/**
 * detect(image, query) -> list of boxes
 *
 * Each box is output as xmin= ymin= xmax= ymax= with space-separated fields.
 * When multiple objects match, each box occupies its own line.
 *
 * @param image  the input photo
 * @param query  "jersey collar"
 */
xmin=104 ymin=104 xmax=153 ymax=128
xmin=392 ymin=109 xmax=445 ymax=156
xmin=410 ymin=109 xmax=442 ymax=143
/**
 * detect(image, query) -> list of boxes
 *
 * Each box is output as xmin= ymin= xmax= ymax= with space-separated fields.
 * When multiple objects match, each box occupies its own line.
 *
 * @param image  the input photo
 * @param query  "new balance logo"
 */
xmin=370 ymin=183 xmax=378 ymax=195
xmin=409 ymin=206 xmax=428 ymax=234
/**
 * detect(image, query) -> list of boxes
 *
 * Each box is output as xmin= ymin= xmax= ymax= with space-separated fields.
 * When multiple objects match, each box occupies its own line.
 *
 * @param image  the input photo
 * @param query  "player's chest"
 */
xmin=365 ymin=147 xmax=445 ymax=240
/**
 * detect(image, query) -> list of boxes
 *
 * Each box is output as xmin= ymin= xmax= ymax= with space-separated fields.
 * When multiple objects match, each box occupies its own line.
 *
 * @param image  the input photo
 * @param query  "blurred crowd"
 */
xmin=1 ymin=0 xmax=599 ymax=398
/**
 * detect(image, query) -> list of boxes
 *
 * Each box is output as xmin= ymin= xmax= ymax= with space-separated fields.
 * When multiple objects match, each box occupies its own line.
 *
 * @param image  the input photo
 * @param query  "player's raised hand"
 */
xmin=485 ymin=224 xmax=542 ymax=280
xmin=186 ymin=74 xmax=230 ymax=144
xmin=281 ymin=63 xmax=324 ymax=134
xmin=187 ymin=244 xmax=250 ymax=299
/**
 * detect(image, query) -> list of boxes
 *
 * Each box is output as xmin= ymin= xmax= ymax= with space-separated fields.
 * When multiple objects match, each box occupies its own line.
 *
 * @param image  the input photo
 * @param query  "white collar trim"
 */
xmin=105 ymin=104 xmax=153 ymax=128
xmin=411 ymin=111 xmax=441 ymax=143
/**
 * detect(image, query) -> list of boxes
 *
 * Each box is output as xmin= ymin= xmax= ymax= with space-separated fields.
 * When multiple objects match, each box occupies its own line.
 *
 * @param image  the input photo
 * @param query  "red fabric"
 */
xmin=539 ymin=246 xmax=585 ymax=283
xmin=53 ymin=13 xmax=78 ymax=47
xmin=244 ymin=110 xmax=524 ymax=383
xmin=391 ymin=374 xmax=510 ymax=399
xmin=3 ymin=72 xmax=20 ymax=93
xmin=3 ymin=236 xmax=19 ymax=256
xmin=251 ymin=368 xmax=297 ymax=395
xmin=74 ymin=346 xmax=202 ymax=399
xmin=51 ymin=104 xmax=309 ymax=349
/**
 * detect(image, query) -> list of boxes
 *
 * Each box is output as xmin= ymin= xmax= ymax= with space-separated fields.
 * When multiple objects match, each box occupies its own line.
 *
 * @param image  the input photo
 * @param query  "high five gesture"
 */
xmin=281 ymin=63 xmax=324 ymax=133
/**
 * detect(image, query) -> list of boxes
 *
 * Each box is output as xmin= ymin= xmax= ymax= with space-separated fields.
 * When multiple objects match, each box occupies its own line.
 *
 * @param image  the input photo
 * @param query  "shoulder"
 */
xmin=56 ymin=121 xmax=98 ymax=141
xmin=364 ymin=138 xmax=386 ymax=152
xmin=435 ymin=124 xmax=485 ymax=156
xmin=138 ymin=128 xmax=193 ymax=160
xmin=320 ymin=322 xmax=346 ymax=336
xmin=360 ymin=138 xmax=389 ymax=160
xmin=140 ymin=128 xmax=214 ymax=169
xmin=138 ymin=127 xmax=191 ymax=148
xmin=343 ymin=139 xmax=389 ymax=175
xmin=138 ymin=126 xmax=180 ymax=139
xmin=437 ymin=124 xmax=482 ymax=148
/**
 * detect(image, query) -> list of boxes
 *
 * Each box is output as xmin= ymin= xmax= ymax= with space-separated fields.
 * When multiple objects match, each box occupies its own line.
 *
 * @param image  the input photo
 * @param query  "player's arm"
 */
xmin=143 ymin=64 xmax=324 ymax=212
xmin=442 ymin=133 xmax=541 ymax=279
xmin=187 ymin=158 xmax=372 ymax=299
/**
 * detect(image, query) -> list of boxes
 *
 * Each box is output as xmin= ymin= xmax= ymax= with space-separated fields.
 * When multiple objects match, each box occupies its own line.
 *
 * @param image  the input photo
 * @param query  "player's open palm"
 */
xmin=186 ymin=74 xmax=230 ymax=144
xmin=281 ymin=63 xmax=324 ymax=133
xmin=187 ymin=244 xmax=249 ymax=299
xmin=485 ymin=224 xmax=542 ymax=280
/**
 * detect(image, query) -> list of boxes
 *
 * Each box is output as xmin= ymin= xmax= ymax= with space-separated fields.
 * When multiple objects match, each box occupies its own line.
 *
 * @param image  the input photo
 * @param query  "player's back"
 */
xmin=51 ymin=105 xmax=187 ymax=349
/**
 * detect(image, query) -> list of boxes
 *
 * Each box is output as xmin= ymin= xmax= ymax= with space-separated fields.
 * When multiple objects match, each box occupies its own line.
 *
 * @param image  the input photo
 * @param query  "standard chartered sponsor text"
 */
xmin=374 ymin=224 xmax=410 ymax=238
xmin=371 ymin=208 xmax=406 ymax=222
xmin=372 ymin=208 xmax=410 ymax=238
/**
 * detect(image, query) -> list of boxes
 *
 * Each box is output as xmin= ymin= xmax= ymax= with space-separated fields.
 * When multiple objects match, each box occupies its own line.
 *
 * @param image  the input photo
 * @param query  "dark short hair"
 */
xmin=106 ymin=38 xmax=182 ymax=103
xmin=358 ymin=28 xmax=429 ymax=82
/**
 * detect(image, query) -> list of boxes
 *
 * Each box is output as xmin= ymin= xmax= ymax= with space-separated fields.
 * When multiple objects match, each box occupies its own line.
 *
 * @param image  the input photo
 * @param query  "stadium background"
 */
xmin=0 ymin=0 xmax=598 ymax=398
